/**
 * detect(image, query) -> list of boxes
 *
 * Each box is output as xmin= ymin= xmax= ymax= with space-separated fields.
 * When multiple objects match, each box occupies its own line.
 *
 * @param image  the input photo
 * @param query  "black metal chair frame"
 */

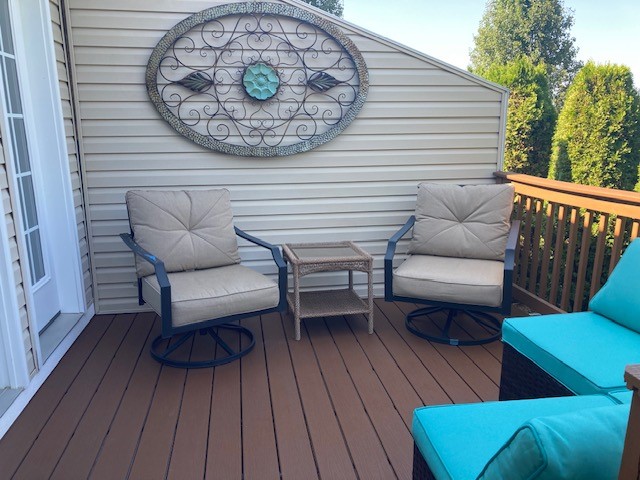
xmin=120 ymin=227 xmax=287 ymax=368
xmin=384 ymin=216 xmax=520 ymax=346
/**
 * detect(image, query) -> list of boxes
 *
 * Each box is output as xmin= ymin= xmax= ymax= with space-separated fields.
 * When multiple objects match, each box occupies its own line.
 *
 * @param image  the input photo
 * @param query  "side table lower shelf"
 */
xmin=287 ymin=289 xmax=373 ymax=340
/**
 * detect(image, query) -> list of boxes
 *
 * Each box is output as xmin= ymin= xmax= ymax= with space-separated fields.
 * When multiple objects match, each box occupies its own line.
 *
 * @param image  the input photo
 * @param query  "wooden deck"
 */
xmin=0 ymin=299 xmax=503 ymax=480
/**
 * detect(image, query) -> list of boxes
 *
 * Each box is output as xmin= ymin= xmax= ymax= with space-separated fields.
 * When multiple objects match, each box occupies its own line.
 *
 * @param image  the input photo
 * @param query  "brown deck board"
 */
xmin=2 ymin=301 xmax=506 ymax=479
xmin=395 ymin=303 xmax=499 ymax=401
xmin=306 ymin=316 xmax=396 ymax=480
xmin=127 ymin=334 xmax=193 ymax=480
xmin=167 ymin=332 xmax=215 ymax=480
xmin=13 ymin=314 xmax=134 ymax=480
xmin=343 ymin=312 xmax=423 ymax=428
xmin=370 ymin=302 xmax=451 ymax=407
xmin=262 ymin=312 xmax=319 ymax=480
xmin=327 ymin=316 xmax=413 ymax=479
xmin=206 ymin=328 xmax=242 ymax=480
xmin=0 ymin=315 xmax=113 ymax=478
xmin=88 ymin=316 xmax=163 ymax=480
xmin=50 ymin=313 xmax=155 ymax=480
xmin=240 ymin=316 xmax=280 ymax=480
xmin=283 ymin=312 xmax=358 ymax=480
xmin=377 ymin=300 xmax=482 ymax=404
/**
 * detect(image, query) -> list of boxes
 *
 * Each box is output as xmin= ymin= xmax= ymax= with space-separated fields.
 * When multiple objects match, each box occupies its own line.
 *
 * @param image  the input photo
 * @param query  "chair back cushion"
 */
xmin=589 ymin=239 xmax=640 ymax=332
xmin=408 ymin=183 xmax=515 ymax=260
xmin=126 ymin=189 xmax=240 ymax=277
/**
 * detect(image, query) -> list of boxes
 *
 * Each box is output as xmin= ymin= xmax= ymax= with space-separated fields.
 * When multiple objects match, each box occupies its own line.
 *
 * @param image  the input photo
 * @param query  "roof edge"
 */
xmin=278 ymin=0 xmax=509 ymax=94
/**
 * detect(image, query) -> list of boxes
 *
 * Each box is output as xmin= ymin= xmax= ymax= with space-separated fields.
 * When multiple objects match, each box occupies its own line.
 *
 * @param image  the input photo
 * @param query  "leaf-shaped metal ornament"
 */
xmin=177 ymin=72 xmax=215 ymax=93
xmin=308 ymin=72 xmax=339 ymax=92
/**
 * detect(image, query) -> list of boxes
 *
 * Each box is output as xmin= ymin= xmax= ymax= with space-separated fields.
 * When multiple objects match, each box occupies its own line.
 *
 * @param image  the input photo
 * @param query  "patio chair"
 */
xmin=384 ymin=183 xmax=518 ymax=345
xmin=120 ymin=189 xmax=286 ymax=368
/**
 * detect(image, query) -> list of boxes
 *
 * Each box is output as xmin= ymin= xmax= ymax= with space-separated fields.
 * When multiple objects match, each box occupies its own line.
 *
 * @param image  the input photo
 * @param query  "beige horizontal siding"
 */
xmin=1 ymin=136 xmax=36 ymax=377
xmin=52 ymin=0 xmax=94 ymax=308
xmin=66 ymin=0 xmax=507 ymax=314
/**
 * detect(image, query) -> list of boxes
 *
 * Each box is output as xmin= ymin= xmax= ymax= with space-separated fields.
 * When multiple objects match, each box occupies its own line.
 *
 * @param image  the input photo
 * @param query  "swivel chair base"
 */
xmin=405 ymin=306 xmax=501 ymax=346
xmin=151 ymin=323 xmax=255 ymax=368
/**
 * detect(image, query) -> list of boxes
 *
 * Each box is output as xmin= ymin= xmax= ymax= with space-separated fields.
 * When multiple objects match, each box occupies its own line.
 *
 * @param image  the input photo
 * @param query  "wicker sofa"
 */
xmin=411 ymin=240 xmax=640 ymax=479
xmin=500 ymin=238 xmax=640 ymax=401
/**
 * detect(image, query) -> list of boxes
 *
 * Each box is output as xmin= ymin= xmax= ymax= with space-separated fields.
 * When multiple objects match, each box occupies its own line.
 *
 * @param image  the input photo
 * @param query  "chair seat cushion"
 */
xmin=477 ymin=403 xmax=629 ymax=480
xmin=412 ymin=394 xmax=617 ymax=480
xmin=503 ymin=312 xmax=640 ymax=394
xmin=142 ymin=264 xmax=279 ymax=327
xmin=393 ymin=254 xmax=504 ymax=307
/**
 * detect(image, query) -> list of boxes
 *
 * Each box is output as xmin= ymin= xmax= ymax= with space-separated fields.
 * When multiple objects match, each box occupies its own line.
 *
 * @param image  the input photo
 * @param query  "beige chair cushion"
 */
xmin=393 ymin=254 xmax=504 ymax=307
xmin=408 ymin=183 xmax=515 ymax=261
xmin=126 ymin=189 xmax=240 ymax=277
xmin=141 ymin=264 xmax=279 ymax=327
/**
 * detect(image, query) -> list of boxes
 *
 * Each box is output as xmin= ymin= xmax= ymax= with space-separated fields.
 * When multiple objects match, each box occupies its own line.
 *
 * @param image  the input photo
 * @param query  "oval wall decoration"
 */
xmin=146 ymin=2 xmax=369 ymax=157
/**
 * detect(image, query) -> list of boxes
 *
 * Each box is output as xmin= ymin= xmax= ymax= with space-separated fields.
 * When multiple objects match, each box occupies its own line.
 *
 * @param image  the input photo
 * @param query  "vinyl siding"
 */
xmin=51 ymin=0 xmax=94 ymax=308
xmin=0 ymin=135 xmax=36 ymax=376
xmin=66 ymin=0 xmax=508 ymax=313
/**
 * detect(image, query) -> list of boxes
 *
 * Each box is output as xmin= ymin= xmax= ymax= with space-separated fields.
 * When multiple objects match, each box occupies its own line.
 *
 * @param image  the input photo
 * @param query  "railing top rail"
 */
xmin=495 ymin=172 xmax=640 ymax=207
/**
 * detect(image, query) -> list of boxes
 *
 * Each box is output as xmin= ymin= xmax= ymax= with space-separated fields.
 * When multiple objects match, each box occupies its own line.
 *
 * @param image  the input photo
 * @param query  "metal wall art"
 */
xmin=146 ymin=2 xmax=369 ymax=157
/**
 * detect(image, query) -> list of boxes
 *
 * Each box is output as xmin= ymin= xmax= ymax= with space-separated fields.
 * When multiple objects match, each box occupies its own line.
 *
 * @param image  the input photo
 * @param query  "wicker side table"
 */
xmin=282 ymin=241 xmax=374 ymax=340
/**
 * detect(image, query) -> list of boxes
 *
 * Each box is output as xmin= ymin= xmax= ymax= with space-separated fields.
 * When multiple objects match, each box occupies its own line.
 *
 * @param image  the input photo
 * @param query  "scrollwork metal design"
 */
xmin=146 ymin=2 xmax=368 ymax=157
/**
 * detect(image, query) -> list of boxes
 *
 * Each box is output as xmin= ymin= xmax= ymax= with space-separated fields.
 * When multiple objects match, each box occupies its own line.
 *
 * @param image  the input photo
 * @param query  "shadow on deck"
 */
xmin=0 ymin=299 xmax=509 ymax=480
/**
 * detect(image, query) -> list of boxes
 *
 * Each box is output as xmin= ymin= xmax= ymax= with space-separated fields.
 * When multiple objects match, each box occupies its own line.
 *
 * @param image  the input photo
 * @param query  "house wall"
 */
xmin=0 ymin=134 xmax=36 ymax=376
xmin=50 ymin=0 xmax=93 ymax=309
xmin=65 ymin=0 xmax=507 ymax=313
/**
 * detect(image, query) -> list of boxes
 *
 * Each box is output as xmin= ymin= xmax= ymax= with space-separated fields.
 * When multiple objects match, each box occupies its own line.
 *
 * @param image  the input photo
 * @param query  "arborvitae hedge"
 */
xmin=549 ymin=62 xmax=640 ymax=190
xmin=479 ymin=57 xmax=556 ymax=177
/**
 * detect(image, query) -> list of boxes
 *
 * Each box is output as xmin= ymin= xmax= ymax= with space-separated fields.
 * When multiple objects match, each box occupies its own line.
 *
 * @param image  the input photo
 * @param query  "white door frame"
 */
xmin=1 ymin=0 xmax=86 ymax=374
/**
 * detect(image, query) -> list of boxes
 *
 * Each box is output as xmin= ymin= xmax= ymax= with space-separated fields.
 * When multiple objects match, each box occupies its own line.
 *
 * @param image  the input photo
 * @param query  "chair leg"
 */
xmin=150 ymin=323 xmax=256 ymax=368
xmin=405 ymin=306 xmax=501 ymax=346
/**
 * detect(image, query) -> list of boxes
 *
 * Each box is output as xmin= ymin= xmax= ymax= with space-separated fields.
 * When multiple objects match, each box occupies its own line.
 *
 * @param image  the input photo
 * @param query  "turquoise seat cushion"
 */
xmin=503 ymin=312 xmax=640 ymax=393
xmin=589 ymin=239 xmax=640 ymax=332
xmin=412 ymin=395 xmax=616 ymax=480
xmin=477 ymin=403 xmax=629 ymax=480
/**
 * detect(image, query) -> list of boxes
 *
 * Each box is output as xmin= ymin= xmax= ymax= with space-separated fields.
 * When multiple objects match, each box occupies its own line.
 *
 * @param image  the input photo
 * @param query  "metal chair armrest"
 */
xmin=234 ymin=227 xmax=288 ymax=310
xmin=234 ymin=227 xmax=286 ymax=269
xmin=501 ymin=220 xmax=521 ymax=314
xmin=119 ymin=233 xmax=170 ymax=289
xmin=384 ymin=215 xmax=415 ymax=301
xmin=504 ymin=220 xmax=520 ymax=272
xmin=385 ymin=215 xmax=416 ymax=262
xmin=120 ymin=232 xmax=172 ymax=334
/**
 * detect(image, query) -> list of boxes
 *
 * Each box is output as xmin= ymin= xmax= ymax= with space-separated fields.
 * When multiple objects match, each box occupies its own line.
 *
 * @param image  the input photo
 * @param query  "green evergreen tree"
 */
xmin=300 ymin=0 xmax=343 ymax=17
xmin=479 ymin=57 xmax=556 ymax=177
xmin=470 ymin=0 xmax=580 ymax=104
xmin=549 ymin=62 xmax=640 ymax=190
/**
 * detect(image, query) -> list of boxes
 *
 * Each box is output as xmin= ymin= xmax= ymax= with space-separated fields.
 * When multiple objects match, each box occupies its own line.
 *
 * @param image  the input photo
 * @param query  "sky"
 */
xmin=343 ymin=0 xmax=640 ymax=86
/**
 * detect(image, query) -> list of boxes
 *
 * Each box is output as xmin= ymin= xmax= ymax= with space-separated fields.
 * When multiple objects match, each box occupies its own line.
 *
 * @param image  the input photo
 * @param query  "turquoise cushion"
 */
xmin=590 ymin=239 xmax=640 ymax=332
xmin=412 ymin=395 xmax=616 ymax=480
xmin=503 ymin=312 xmax=640 ymax=393
xmin=608 ymin=389 xmax=634 ymax=404
xmin=477 ymin=404 xmax=629 ymax=480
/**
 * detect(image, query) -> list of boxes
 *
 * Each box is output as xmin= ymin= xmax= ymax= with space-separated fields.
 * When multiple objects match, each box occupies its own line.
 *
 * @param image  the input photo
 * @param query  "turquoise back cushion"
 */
xmin=477 ymin=404 xmax=629 ymax=480
xmin=590 ymin=239 xmax=640 ymax=332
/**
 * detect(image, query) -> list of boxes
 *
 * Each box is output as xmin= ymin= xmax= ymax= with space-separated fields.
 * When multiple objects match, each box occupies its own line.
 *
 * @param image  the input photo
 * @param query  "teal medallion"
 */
xmin=243 ymin=63 xmax=279 ymax=100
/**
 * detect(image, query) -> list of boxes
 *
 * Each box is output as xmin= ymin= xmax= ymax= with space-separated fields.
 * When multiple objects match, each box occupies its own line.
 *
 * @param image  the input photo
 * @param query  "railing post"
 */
xmin=619 ymin=365 xmax=640 ymax=480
